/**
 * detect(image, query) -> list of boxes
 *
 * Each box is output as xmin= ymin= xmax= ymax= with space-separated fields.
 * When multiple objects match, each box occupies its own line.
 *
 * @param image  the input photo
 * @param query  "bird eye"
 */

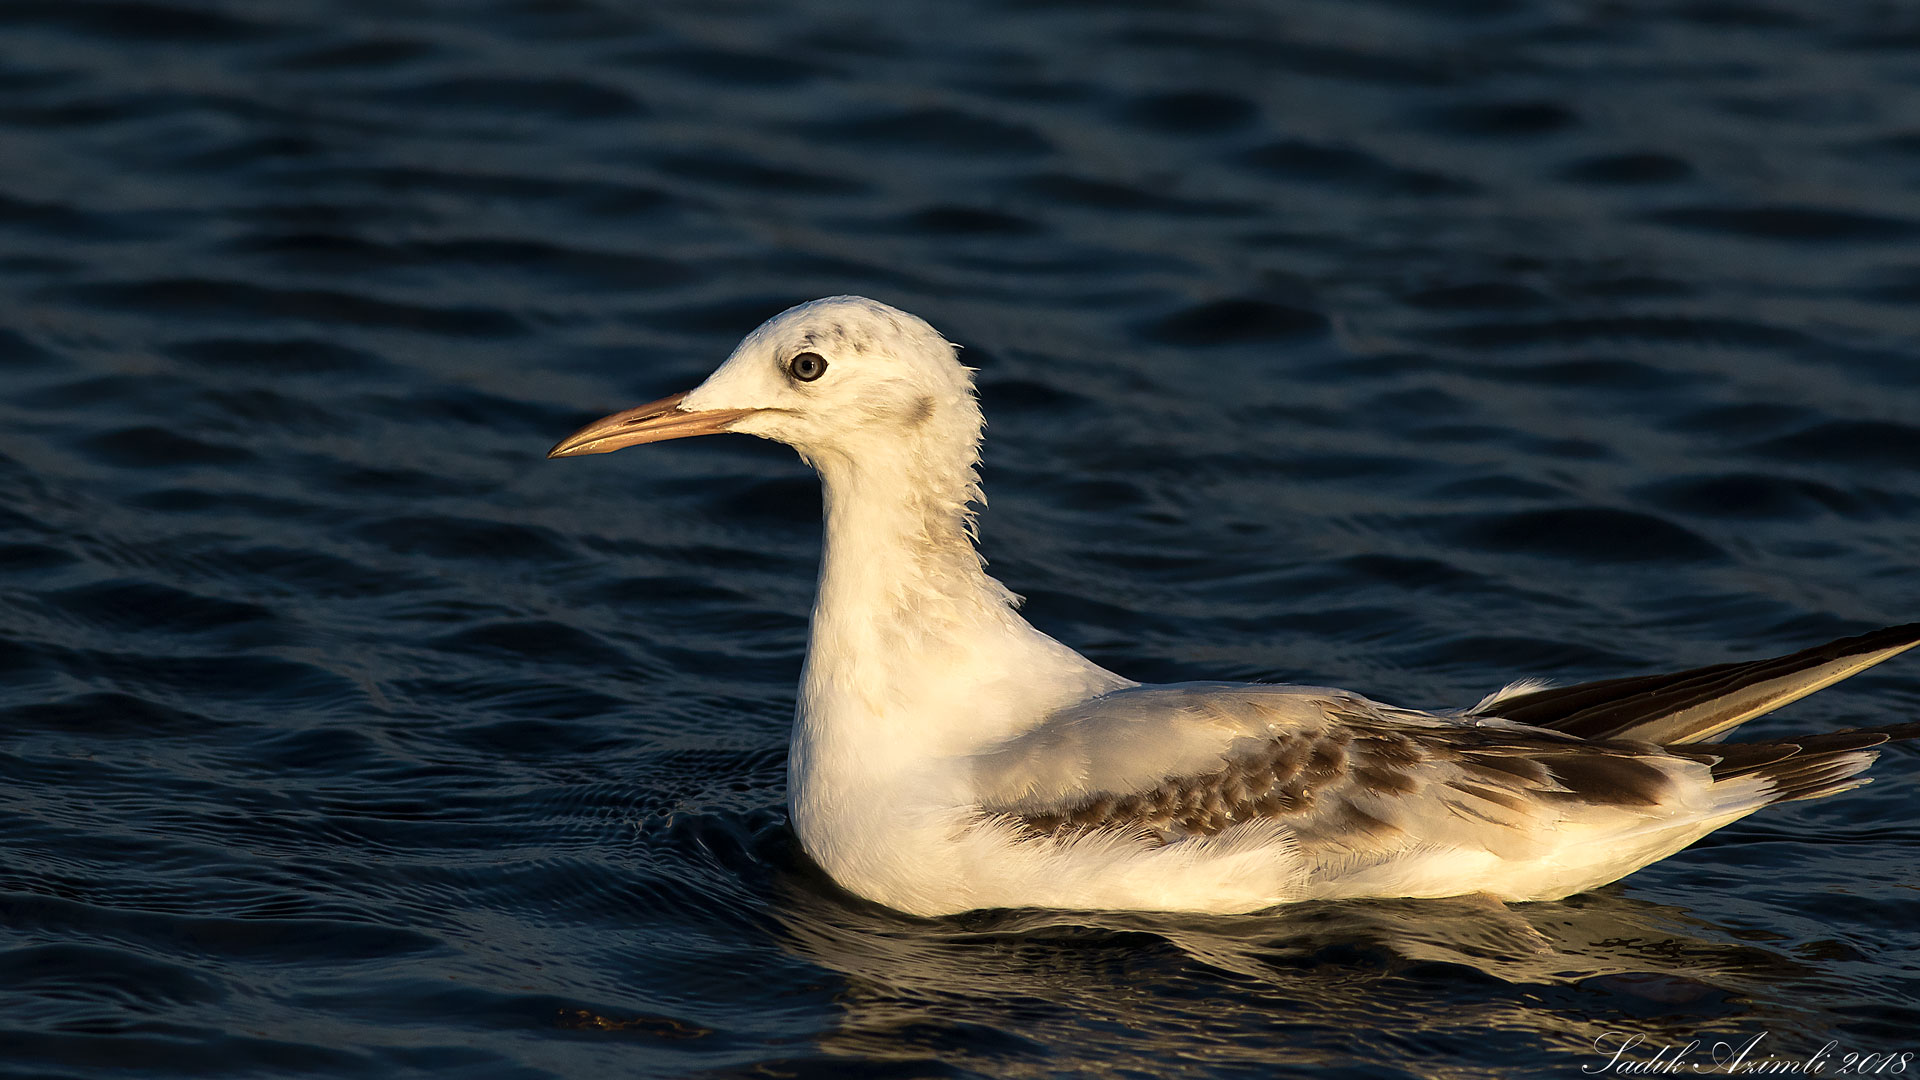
xmin=788 ymin=351 xmax=828 ymax=382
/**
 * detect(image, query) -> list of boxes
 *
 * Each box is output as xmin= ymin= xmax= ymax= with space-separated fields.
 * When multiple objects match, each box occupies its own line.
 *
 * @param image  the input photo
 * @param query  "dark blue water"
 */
xmin=3 ymin=1 xmax=1919 ymax=1076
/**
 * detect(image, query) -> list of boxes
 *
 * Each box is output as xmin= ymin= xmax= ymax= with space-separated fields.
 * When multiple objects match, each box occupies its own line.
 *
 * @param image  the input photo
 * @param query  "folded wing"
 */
xmin=968 ymin=685 xmax=1712 ymax=867
xmin=964 ymin=644 xmax=1915 ymax=902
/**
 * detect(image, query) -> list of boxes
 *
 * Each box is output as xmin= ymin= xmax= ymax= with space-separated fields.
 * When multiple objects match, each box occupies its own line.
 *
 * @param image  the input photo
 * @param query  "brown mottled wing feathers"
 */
xmin=1005 ymin=711 xmax=1681 ymax=846
xmin=990 ymin=623 xmax=1920 ymax=852
xmin=1016 ymin=728 xmax=1331 ymax=839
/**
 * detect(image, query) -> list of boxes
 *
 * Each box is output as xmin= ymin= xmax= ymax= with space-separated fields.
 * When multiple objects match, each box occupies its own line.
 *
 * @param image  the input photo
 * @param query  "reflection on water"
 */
xmin=768 ymin=864 xmax=1840 ymax=1078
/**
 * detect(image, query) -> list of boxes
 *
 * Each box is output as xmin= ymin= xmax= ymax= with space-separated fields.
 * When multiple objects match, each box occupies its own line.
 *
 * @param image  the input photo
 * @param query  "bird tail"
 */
xmin=1673 ymin=721 xmax=1920 ymax=805
xmin=1475 ymin=624 xmax=1920 ymax=745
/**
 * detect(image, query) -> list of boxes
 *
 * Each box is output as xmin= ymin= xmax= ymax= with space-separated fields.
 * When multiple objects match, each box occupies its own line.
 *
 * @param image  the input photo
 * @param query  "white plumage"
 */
xmin=551 ymin=296 xmax=1920 ymax=918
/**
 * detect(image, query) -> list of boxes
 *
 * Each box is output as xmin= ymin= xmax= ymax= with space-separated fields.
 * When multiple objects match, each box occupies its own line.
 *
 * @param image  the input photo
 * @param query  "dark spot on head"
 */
xmin=906 ymin=395 xmax=936 ymax=427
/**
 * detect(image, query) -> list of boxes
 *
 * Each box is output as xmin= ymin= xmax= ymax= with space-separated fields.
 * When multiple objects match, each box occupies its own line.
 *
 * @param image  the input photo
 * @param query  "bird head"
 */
xmin=549 ymin=296 xmax=980 ymax=476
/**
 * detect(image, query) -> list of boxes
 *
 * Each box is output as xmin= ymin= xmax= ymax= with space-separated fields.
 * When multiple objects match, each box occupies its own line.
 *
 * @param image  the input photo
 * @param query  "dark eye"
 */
xmin=788 ymin=351 xmax=828 ymax=382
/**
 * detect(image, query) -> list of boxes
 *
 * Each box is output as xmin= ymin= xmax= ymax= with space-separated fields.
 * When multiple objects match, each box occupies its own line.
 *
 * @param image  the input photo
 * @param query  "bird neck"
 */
xmin=808 ymin=441 xmax=1016 ymax=654
xmin=793 ymin=439 xmax=1124 ymax=762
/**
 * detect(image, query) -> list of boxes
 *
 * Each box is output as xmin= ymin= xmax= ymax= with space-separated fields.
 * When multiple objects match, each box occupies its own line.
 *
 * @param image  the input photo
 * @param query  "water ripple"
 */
xmin=1 ymin=0 xmax=1917 ymax=1077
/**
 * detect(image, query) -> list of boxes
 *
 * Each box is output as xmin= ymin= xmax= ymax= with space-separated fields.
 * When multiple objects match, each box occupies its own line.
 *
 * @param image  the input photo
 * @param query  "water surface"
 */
xmin=2 ymin=1 xmax=1919 ymax=1077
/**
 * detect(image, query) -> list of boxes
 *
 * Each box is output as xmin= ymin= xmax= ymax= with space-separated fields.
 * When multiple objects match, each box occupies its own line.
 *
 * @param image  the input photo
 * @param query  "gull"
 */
xmin=550 ymin=296 xmax=1920 ymax=918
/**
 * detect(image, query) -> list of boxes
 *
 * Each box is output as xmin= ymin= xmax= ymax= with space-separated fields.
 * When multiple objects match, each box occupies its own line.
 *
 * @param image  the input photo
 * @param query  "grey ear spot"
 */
xmin=906 ymin=395 xmax=936 ymax=427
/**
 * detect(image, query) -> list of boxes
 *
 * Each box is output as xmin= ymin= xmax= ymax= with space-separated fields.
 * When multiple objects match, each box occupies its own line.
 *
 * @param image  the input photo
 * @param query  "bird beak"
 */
xmin=547 ymin=392 xmax=757 ymax=458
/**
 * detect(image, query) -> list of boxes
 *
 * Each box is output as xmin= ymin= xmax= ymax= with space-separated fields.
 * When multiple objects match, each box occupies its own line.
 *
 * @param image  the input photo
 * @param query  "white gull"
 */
xmin=550 ymin=295 xmax=1920 ymax=918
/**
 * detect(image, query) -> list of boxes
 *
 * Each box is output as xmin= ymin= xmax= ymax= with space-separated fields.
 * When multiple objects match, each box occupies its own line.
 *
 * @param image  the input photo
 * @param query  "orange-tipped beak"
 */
xmin=547 ymin=392 xmax=757 ymax=459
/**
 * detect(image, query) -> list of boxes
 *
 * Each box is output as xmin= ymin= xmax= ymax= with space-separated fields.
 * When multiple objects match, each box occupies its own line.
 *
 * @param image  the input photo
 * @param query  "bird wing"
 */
xmin=966 ymin=683 xmax=1713 ymax=864
xmin=1470 ymin=623 xmax=1920 ymax=744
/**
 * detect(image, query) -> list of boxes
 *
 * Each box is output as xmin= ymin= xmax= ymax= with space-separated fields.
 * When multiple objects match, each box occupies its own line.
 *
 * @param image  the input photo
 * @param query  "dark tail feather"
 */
xmin=1673 ymin=721 xmax=1920 ymax=804
xmin=1481 ymin=624 xmax=1920 ymax=744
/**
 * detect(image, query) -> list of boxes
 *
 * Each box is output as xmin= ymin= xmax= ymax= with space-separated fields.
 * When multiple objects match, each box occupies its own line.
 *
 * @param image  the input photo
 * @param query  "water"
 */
xmin=2 ymin=0 xmax=1919 ymax=1076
